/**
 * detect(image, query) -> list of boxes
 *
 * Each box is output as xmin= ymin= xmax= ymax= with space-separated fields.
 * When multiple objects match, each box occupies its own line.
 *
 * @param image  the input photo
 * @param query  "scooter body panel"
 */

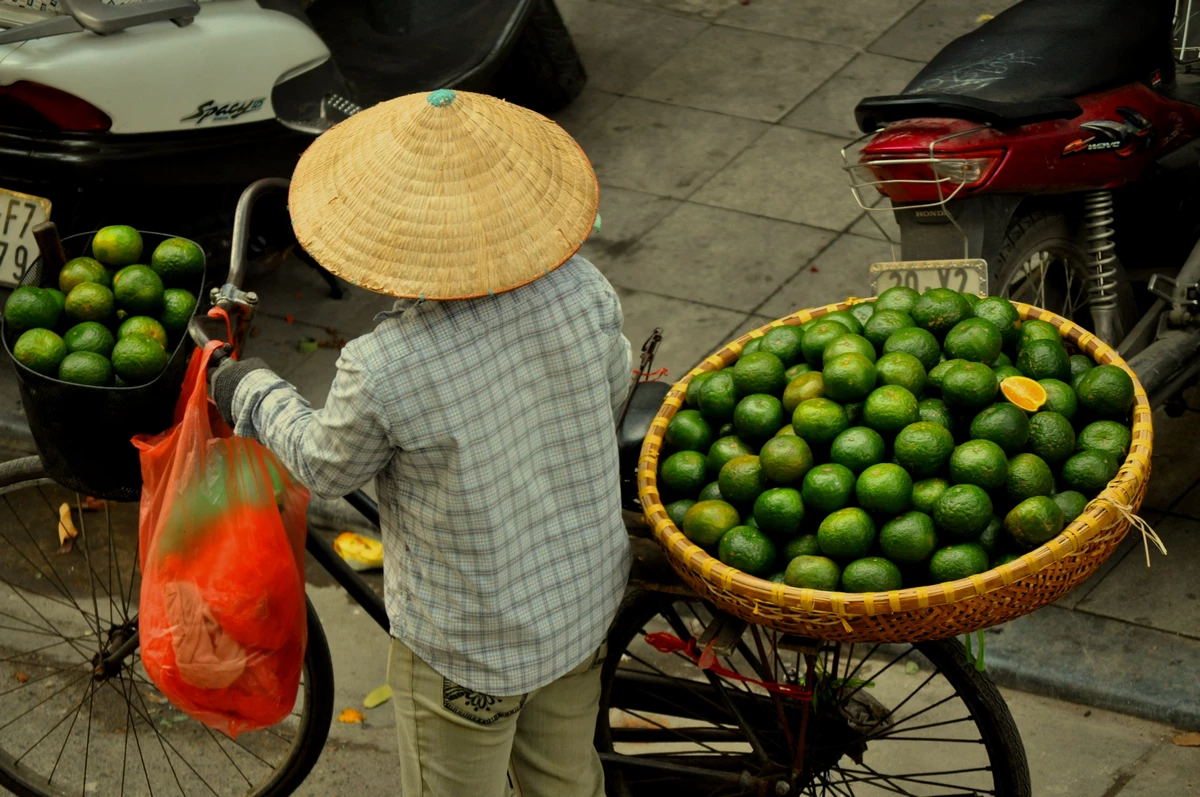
xmin=0 ymin=0 xmax=329 ymax=134
xmin=862 ymin=83 xmax=1200 ymax=203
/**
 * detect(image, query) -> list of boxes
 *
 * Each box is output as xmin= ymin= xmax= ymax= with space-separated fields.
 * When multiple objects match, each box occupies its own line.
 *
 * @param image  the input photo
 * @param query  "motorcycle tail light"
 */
xmin=930 ymin=157 xmax=999 ymax=186
xmin=859 ymin=154 xmax=1001 ymax=204
xmin=0 ymin=81 xmax=112 ymax=133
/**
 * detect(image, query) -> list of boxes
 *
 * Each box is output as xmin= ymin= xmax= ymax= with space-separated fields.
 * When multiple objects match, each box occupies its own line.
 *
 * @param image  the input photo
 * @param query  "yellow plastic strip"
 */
xmin=888 ymin=591 xmax=902 ymax=612
xmin=968 ymin=574 xmax=987 ymax=595
xmin=915 ymin=587 xmax=930 ymax=609
xmin=862 ymin=593 xmax=877 ymax=616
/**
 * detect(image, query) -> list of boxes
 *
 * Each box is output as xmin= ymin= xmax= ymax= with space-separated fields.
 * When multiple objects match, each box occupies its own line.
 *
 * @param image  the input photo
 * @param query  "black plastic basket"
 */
xmin=1 ymin=232 xmax=207 ymax=501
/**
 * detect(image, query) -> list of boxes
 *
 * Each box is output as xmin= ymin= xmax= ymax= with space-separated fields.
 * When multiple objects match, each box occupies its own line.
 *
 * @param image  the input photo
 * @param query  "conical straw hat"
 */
xmin=289 ymin=89 xmax=599 ymax=300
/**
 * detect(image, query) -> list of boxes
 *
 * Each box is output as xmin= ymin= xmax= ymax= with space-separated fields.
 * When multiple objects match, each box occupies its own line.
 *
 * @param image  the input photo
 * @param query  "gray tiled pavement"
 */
xmin=5 ymin=1 xmax=1200 ymax=793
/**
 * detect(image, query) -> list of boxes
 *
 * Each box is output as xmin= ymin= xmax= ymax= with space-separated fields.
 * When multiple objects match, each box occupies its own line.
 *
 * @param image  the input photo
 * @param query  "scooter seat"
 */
xmin=854 ymin=0 xmax=1175 ymax=132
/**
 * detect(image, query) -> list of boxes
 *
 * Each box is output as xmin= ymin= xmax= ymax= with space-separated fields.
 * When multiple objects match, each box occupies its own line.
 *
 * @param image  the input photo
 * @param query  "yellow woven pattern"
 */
xmin=289 ymin=90 xmax=598 ymax=300
xmin=637 ymin=299 xmax=1153 ymax=643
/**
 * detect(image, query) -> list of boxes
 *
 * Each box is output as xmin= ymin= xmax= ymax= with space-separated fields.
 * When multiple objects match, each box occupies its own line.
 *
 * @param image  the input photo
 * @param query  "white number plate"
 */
xmin=871 ymin=259 xmax=989 ymax=297
xmin=0 ymin=188 xmax=50 ymax=288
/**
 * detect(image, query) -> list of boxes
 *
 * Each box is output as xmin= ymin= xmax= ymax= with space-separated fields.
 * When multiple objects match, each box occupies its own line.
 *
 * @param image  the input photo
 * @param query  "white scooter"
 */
xmin=0 ymin=0 xmax=583 ymax=283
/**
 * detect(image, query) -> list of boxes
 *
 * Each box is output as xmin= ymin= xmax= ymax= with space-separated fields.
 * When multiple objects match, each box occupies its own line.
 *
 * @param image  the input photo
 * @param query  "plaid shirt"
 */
xmin=230 ymin=256 xmax=633 ymax=695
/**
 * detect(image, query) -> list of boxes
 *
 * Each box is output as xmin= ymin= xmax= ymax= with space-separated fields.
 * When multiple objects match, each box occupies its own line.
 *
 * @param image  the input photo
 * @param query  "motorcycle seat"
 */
xmin=855 ymin=0 xmax=1176 ymax=132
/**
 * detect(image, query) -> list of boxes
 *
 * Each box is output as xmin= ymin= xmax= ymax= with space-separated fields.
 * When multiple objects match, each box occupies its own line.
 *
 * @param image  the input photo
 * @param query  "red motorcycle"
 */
xmin=848 ymin=0 xmax=1200 ymax=392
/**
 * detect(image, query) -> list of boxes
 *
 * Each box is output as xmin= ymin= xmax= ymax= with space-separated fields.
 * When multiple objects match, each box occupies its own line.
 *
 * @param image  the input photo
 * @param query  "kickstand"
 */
xmin=295 ymin=246 xmax=345 ymax=299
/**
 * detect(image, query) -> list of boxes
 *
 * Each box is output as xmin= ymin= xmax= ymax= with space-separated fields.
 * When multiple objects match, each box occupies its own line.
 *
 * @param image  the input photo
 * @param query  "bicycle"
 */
xmin=0 ymin=179 xmax=1032 ymax=797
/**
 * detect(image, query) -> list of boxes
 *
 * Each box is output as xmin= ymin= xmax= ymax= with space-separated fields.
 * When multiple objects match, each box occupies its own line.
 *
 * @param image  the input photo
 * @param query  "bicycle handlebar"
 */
xmin=186 ymin=178 xmax=292 ymax=354
xmin=227 ymin=178 xmax=291 ymax=290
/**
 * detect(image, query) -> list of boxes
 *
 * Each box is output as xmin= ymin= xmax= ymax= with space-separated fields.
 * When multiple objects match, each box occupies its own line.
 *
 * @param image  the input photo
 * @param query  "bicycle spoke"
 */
xmin=75 ymin=494 xmax=110 ymax=658
xmin=32 ymin=678 xmax=93 ymax=775
xmin=616 ymin=708 xmax=733 ymax=757
xmin=0 ymin=519 xmax=93 ymax=620
xmin=869 ymin=715 xmax=975 ymax=741
xmin=616 ymin=650 xmax=737 ymax=728
xmin=202 ymin=723 xmax=256 ymax=787
xmin=747 ymin=625 xmax=794 ymax=751
xmin=0 ymin=669 xmax=90 ymax=733
xmin=0 ymin=621 xmax=84 ymax=638
xmin=6 ymin=677 xmax=88 ymax=768
xmin=839 ymin=765 xmax=995 ymax=793
xmin=103 ymin=498 xmax=132 ymax=624
xmin=860 ymin=666 xmax=941 ymax=736
xmin=660 ymin=605 xmax=771 ymax=764
xmin=33 ymin=487 xmax=121 ymax=623
xmin=0 ymin=631 xmax=97 ymax=666
xmin=119 ymin=664 xmax=156 ymax=797
xmin=127 ymin=667 xmax=283 ymax=771
xmin=0 ymin=660 xmax=84 ymax=697
xmin=836 ymin=647 xmax=909 ymax=708
xmin=831 ymin=766 xmax=913 ymax=797
xmin=821 ymin=770 xmax=857 ymax=797
xmin=82 ymin=657 xmax=98 ymax=797
xmin=125 ymin=675 xmax=212 ymax=796
xmin=866 ymin=692 xmax=959 ymax=739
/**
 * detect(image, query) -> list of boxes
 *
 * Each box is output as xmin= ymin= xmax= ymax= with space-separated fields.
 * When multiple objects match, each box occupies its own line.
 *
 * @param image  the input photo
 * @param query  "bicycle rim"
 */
xmin=0 ymin=456 xmax=324 ymax=797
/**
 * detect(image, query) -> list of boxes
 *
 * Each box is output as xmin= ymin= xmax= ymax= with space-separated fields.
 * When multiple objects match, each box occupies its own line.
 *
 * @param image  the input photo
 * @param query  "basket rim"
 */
xmin=636 ymin=297 xmax=1153 ymax=620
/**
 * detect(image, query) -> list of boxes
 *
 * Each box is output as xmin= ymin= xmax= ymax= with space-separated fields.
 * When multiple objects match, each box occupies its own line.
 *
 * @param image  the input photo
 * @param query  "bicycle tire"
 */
xmin=597 ymin=591 xmax=1031 ymax=797
xmin=0 ymin=455 xmax=336 ymax=797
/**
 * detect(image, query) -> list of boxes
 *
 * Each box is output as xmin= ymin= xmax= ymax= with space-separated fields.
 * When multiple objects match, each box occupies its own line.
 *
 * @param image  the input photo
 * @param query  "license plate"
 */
xmin=0 ymin=188 xmax=51 ymax=288
xmin=870 ymin=259 xmax=989 ymax=297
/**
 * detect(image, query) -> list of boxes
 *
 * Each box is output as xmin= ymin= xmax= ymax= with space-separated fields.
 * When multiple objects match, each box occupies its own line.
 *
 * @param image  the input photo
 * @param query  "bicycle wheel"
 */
xmin=0 ymin=455 xmax=336 ymax=797
xmin=597 ymin=592 xmax=1031 ymax=797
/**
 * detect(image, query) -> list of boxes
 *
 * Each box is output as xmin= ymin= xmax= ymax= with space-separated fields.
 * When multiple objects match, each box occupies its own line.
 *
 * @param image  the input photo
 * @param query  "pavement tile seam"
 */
xmin=709 ymin=0 xmax=928 ymax=57
xmin=1070 ymin=605 xmax=1200 ymax=644
xmin=595 ymin=183 xmax=692 ymax=254
xmin=746 ymin=231 xmax=853 ymax=316
xmin=860 ymin=1 xmax=928 ymax=61
xmin=667 ymin=121 xmax=774 ymax=202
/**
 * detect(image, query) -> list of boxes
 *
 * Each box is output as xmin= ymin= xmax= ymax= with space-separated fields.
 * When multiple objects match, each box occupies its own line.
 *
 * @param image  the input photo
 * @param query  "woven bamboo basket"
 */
xmin=637 ymin=299 xmax=1153 ymax=643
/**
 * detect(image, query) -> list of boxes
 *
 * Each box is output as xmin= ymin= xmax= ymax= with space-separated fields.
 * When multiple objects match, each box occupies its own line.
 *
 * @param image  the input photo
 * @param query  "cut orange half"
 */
xmin=1000 ymin=376 xmax=1047 ymax=412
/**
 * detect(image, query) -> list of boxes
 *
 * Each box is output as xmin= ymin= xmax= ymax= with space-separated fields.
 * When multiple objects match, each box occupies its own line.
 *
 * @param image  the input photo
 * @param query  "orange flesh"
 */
xmin=1000 ymin=376 xmax=1047 ymax=412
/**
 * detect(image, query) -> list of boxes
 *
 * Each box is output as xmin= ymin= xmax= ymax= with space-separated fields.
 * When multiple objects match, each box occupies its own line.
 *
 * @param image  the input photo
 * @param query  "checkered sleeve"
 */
xmin=229 ymin=344 xmax=393 ymax=499
xmin=600 ymin=284 xmax=632 ymax=423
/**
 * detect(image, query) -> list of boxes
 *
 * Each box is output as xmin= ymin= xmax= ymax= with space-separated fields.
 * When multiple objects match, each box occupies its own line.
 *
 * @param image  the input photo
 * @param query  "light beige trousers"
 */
xmin=386 ymin=638 xmax=606 ymax=797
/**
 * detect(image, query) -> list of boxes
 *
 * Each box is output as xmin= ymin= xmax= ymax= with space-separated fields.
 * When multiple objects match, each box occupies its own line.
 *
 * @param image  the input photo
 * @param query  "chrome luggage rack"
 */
xmin=841 ymin=126 xmax=989 ymax=260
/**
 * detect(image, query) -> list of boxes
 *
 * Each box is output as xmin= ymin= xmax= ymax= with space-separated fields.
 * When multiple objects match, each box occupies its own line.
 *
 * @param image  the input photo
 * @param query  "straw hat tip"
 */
xmin=427 ymin=89 xmax=457 ymax=107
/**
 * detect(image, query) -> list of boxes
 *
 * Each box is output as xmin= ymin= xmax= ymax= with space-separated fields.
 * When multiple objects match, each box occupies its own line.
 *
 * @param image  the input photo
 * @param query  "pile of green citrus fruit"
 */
xmin=3 ymin=226 xmax=203 ymax=387
xmin=657 ymin=287 xmax=1136 ymax=594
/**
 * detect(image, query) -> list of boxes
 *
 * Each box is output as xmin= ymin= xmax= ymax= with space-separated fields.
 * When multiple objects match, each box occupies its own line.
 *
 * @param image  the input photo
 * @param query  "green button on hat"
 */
xmin=288 ymin=88 xmax=599 ymax=300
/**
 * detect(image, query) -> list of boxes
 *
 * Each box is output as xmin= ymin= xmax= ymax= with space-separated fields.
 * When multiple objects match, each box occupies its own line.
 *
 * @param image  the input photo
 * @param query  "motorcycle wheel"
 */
xmin=489 ymin=0 xmax=588 ymax=113
xmin=992 ymin=209 xmax=1138 ymax=344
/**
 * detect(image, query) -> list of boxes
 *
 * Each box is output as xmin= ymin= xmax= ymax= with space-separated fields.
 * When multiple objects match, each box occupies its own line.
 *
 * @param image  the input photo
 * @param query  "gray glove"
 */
xmin=209 ymin=355 xmax=269 ymax=426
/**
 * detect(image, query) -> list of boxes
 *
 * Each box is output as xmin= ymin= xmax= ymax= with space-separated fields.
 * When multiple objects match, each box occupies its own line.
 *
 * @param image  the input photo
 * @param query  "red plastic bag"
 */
xmin=134 ymin=342 xmax=310 ymax=737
